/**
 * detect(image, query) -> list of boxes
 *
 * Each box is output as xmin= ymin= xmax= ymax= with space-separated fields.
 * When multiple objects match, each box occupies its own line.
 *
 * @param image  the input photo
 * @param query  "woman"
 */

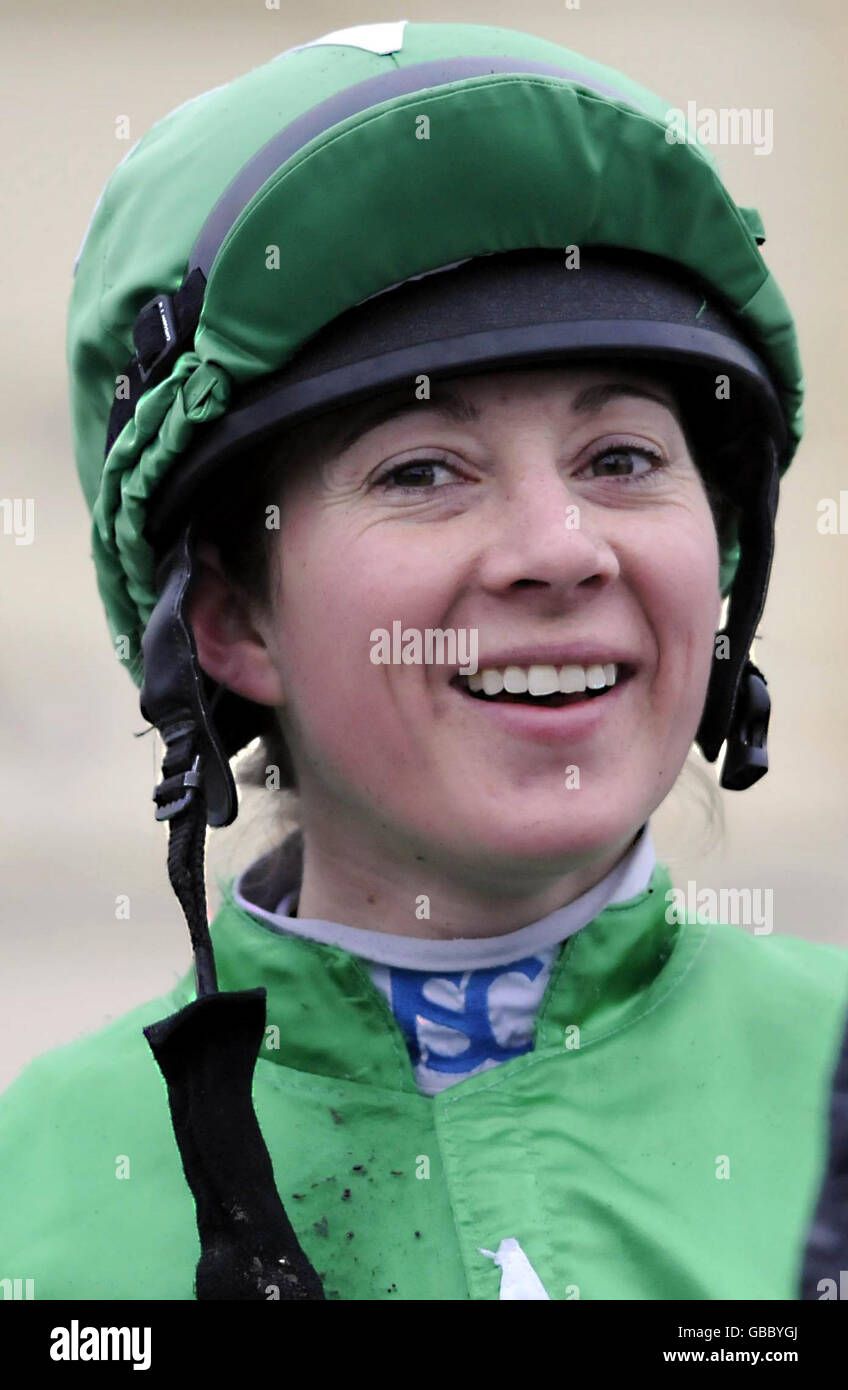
xmin=1 ymin=19 xmax=846 ymax=1301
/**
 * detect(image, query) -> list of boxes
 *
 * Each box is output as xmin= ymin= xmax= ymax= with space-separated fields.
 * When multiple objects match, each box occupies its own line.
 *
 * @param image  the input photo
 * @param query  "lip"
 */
xmin=451 ymin=667 xmax=636 ymax=743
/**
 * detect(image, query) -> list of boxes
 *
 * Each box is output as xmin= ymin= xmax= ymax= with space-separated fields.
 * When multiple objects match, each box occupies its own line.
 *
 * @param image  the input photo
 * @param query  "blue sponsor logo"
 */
xmin=389 ymin=957 xmax=545 ymax=1074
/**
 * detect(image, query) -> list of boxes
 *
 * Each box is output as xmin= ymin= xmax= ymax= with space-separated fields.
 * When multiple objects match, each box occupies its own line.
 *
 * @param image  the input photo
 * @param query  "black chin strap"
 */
xmin=138 ymin=524 xmax=325 ymax=1301
xmin=143 ymin=983 xmax=325 ymax=1301
xmin=696 ymin=435 xmax=780 ymax=790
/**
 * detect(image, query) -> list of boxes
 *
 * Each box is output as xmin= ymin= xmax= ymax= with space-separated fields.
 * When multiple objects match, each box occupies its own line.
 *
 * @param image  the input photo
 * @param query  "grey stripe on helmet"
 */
xmin=188 ymin=57 xmax=648 ymax=279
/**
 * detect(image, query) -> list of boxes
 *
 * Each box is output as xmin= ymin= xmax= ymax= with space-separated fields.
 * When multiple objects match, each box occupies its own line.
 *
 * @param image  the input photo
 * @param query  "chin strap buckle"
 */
xmin=719 ymin=661 xmax=770 ymax=791
xmin=153 ymin=749 xmax=203 ymax=821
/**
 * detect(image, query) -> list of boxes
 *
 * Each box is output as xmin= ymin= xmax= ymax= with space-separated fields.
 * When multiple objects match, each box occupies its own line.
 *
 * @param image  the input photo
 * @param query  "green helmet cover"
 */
xmin=68 ymin=20 xmax=803 ymax=691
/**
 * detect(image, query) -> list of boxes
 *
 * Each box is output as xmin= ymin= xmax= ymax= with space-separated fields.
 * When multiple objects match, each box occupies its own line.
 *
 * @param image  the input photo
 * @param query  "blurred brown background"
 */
xmin=1 ymin=0 xmax=846 ymax=1089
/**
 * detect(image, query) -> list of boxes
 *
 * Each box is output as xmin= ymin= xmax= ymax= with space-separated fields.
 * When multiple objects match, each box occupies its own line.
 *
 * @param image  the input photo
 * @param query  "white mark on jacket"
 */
xmin=478 ymin=1238 xmax=551 ymax=1300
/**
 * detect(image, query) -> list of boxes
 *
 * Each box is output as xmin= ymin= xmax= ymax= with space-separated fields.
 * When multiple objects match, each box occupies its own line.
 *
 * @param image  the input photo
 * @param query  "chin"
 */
xmin=430 ymin=794 xmax=644 ymax=873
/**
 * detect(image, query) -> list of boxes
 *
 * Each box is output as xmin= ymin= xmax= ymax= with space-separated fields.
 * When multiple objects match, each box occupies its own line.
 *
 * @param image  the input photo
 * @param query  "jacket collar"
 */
xmin=207 ymin=831 xmax=683 ymax=1093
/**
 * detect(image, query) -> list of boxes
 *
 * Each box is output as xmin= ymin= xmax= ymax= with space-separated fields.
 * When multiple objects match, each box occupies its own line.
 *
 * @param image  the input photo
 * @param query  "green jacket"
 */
xmin=1 ymin=860 xmax=846 ymax=1300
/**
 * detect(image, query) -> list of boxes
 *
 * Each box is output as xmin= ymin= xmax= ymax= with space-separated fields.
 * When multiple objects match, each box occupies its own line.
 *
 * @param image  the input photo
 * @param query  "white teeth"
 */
xmin=503 ymin=665 xmax=529 ymax=694
xmin=527 ymin=665 xmax=560 ymax=696
xmin=481 ymin=668 xmax=505 ymax=696
xmin=460 ymin=662 xmax=621 ymax=698
xmin=559 ymin=665 xmax=586 ymax=694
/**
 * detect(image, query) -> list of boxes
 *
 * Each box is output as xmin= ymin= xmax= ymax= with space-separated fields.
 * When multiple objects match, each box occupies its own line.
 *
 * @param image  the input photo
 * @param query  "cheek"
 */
xmin=276 ymin=491 xmax=458 ymax=658
xmin=638 ymin=509 xmax=721 ymax=704
xmin=270 ymin=512 xmax=447 ymax=765
xmin=273 ymin=514 xmax=369 ymax=690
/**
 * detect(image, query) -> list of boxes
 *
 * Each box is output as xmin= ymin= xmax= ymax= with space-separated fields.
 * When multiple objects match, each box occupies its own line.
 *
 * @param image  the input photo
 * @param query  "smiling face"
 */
xmin=191 ymin=363 xmax=724 ymax=922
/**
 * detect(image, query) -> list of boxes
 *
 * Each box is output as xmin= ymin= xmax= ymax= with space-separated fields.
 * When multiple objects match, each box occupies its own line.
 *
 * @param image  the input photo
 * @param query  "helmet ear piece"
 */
xmin=695 ymin=435 xmax=780 ymax=788
xmin=140 ymin=523 xmax=240 ymax=831
xmin=717 ymin=663 xmax=771 ymax=791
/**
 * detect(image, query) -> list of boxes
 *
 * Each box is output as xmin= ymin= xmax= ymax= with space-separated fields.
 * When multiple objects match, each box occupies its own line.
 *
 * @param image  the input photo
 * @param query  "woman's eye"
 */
xmin=372 ymin=445 xmax=665 ymax=493
xmin=580 ymin=445 xmax=665 ymax=484
xmin=375 ymin=458 xmax=460 ymax=491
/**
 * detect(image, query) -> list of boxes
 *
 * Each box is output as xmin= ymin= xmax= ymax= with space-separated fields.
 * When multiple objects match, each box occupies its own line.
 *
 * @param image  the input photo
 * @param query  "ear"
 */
xmin=188 ymin=541 xmax=285 ymax=708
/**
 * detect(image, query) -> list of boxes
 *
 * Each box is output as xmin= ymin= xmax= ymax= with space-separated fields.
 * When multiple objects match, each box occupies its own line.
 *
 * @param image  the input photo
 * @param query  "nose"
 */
xmin=474 ymin=453 xmax=621 ymax=600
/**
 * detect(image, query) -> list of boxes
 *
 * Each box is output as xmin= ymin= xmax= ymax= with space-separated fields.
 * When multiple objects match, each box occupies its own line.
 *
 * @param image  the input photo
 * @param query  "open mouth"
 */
xmin=450 ymin=664 xmax=635 ymax=708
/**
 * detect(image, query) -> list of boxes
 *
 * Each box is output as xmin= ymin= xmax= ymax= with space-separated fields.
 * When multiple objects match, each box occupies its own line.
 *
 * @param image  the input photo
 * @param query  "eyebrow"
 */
xmin=333 ymin=380 xmax=679 ymax=453
xmin=335 ymin=386 xmax=478 ymax=453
